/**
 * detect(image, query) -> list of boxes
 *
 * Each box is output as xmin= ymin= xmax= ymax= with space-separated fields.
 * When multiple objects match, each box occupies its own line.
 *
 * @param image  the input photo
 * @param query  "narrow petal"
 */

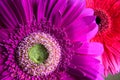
xmin=0 ymin=0 xmax=26 ymax=28
xmin=0 ymin=1 xmax=16 ymax=28
xmin=37 ymin=0 xmax=45 ymax=22
xmin=61 ymin=0 xmax=85 ymax=27
xmin=21 ymin=0 xmax=33 ymax=23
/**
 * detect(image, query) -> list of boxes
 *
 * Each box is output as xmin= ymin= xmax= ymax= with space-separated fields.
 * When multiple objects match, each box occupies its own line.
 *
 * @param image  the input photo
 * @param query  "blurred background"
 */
xmin=105 ymin=73 xmax=120 ymax=80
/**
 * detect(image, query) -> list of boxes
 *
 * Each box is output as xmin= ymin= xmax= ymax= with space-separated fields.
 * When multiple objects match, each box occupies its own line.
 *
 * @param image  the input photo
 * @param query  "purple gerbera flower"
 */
xmin=0 ymin=0 xmax=103 ymax=80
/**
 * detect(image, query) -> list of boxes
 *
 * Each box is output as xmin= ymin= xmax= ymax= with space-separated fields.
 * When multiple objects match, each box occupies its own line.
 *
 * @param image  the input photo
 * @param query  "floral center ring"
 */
xmin=16 ymin=32 xmax=61 ymax=76
xmin=94 ymin=9 xmax=111 ymax=33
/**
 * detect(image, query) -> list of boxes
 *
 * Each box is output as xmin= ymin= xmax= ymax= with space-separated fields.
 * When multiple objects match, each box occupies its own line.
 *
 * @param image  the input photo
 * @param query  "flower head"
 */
xmin=86 ymin=0 xmax=120 ymax=76
xmin=0 ymin=0 xmax=103 ymax=80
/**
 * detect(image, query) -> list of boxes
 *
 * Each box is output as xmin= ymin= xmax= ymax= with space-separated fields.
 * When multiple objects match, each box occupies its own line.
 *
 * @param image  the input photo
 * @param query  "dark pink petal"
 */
xmin=0 ymin=59 xmax=4 ymax=65
xmin=59 ymin=72 xmax=74 ymax=80
xmin=51 ymin=11 xmax=62 ymax=27
xmin=68 ymin=41 xmax=104 ymax=80
xmin=60 ymin=0 xmax=85 ymax=27
xmin=37 ymin=0 xmax=45 ymax=22
xmin=80 ymin=8 xmax=94 ymax=17
xmin=67 ymin=67 xmax=93 ymax=80
xmin=76 ymin=22 xmax=98 ymax=42
xmin=0 ymin=0 xmax=26 ymax=28
xmin=0 ymin=1 xmax=16 ymax=28
xmin=1 ymin=71 xmax=10 ymax=76
xmin=37 ymin=0 xmax=65 ymax=26
xmin=44 ymin=0 xmax=58 ymax=19
xmin=63 ymin=8 xmax=98 ymax=42
xmin=21 ymin=0 xmax=33 ymax=23
xmin=0 ymin=65 xmax=4 ymax=73
xmin=1 ymin=75 xmax=12 ymax=80
xmin=76 ymin=42 xmax=104 ymax=56
xmin=0 ymin=29 xmax=9 ymax=42
xmin=72 ymin=55 xmax=99 ymax=64
xmin=65 ymin=18 xmax=98 ymax=42
xmin=47 ymin=0 xmax=66 ymax=22
xmin=0 ymin=55 xmax=5 ymax=65
xmin=69 ymin=54 xmax=104 ymax=80
xmin=6 ymin=0 xmax=27 ymax=25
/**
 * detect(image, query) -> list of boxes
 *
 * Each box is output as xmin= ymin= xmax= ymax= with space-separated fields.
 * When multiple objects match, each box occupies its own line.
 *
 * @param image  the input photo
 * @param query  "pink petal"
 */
xmin=21 ymin=0 xmax=33 ymax=23
xmin=76 ymin=42 xmax=104 ymax=56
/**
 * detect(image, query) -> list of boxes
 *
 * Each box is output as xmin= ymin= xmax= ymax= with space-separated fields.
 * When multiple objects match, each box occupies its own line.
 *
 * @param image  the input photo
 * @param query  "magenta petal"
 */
xmin=0 ymin=54 xmax=5 ymax=64
xmin=21 ymin=0 xmax=33 ymax=23
xmin=0 ymin=0 xmax=28 ymax=28
xmin=0 ymin=1 xmax=16 ymax=27
xmin=68 ymin=42 xmax=104 ymax=80
xmin=0 ymin=49 xmax=6 ymax=65
xmin=61 ymin=0 xmax=85 ymax=27
xmin=76 ymin=42 xmax=104 ymax=56
xmin=59 ymin=72 xmax=74 ymax=80
xmin=37 ymin=0 xmax=45 ymax=22
xmin=65 ymin=16 xmax=97 ymax=42
xmin=0 ymin=59 xmax=4 ymax=64
xmin=78 ymin=65 xmax=104 ymax=80
xmin=0 ymin=65 xmax=4 ymax=73
xmin=2 ymin=71 xmax=10 ymax=76
xmin=78 ymin=66 xmax=100 ymax=80
xmin=0 ymin=29 xmax=10 ymax=42
xmin=67 ymin=66 xmax=92 ymax=80
xmin=51 ymin=11 xmax=62 ymax=27
xmin=44 ymin=0 xmax=58 ymax=19
xmin=48 ymin=0 xmax=65 ymax=20
xmin=78 ymin=23 xmax=98 ymax=42
xmin=71 ymin=55 xmax=100 ymax=66
xmin=37 ymin=0 xmax=65 ymax=25
xmin=83 ymin=16 xmax=95 ymax=25
xmin=69 ymin=54 xmax=104 ymax=80
xmin=1 ymin=75 xmax=12 ymax=80
xmin=80 ymin=8 xmax=94 ymax=16
xmin=64 ymin=7 xmax=97 ymax=42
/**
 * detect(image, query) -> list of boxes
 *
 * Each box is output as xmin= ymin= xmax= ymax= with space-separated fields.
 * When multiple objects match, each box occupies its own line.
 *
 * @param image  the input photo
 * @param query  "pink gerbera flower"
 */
xmin=0 ymin=0 xmax=103 ymax=80
xmin=86 ymin=0 xmax=120 ymax=76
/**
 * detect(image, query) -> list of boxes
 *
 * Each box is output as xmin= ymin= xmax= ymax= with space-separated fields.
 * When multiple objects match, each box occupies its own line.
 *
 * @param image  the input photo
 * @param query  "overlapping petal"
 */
xmin=67 ymin=42 xmax=104 ymax=80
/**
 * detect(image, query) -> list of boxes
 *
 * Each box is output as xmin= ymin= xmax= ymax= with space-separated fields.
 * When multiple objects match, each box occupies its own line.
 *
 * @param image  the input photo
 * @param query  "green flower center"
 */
xmin=28 ymin=44 xmax=49 ymax=64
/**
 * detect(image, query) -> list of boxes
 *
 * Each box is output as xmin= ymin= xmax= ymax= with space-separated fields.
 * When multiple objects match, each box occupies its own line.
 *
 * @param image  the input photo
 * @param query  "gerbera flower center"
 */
xmin=96 ymin=16 xmax=101 ymax=25
xmin=16 ymin=32 xmax=61 ymax=76
xmin=28 ymin=44 xmax=49 ymax=64
xmin=94 ymin=9 xmax=111 ymax=32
